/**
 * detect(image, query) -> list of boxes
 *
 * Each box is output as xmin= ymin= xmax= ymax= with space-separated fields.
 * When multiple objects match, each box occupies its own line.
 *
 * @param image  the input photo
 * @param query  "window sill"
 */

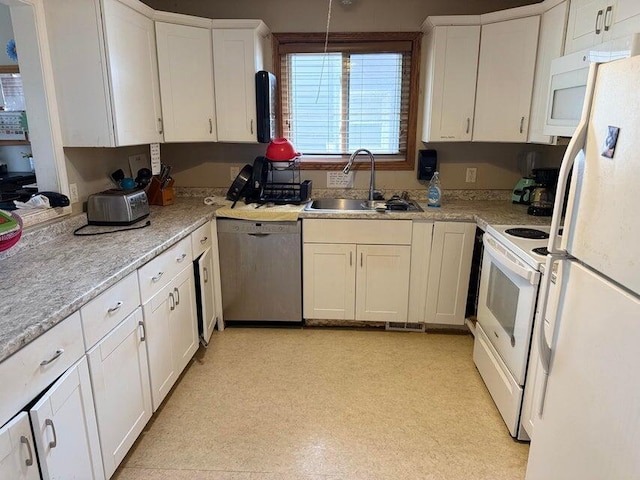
xmin=299 ymin=154 xmax=414 ymax=171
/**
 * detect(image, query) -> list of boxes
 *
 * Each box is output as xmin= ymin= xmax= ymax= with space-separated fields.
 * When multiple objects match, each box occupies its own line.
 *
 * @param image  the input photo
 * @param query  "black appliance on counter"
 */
xmin=527 ymin=168 xmax=559 ymax=216
xmin=0 ymin=171 xmax=37 ymax=210
xmin=255 ymin=71 xmax=278 ymax=143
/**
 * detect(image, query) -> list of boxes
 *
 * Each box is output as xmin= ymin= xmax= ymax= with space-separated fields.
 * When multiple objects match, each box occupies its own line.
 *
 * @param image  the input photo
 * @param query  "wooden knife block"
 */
xmin=147 ymin=176 xmax=175 ymax=206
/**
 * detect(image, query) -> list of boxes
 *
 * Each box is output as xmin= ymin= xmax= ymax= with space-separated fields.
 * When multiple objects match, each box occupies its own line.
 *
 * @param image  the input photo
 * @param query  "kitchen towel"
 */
xmin=215 ymin=203 xmax=306 ymax=222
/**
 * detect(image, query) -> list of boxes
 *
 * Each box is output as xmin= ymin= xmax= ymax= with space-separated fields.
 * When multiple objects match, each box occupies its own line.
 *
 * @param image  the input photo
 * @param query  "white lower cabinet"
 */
xmin=87 ymin=308 xmax=152 ymax=478
xmin=304 ymin=243 xmax=410 ymax=322
xmin=302 ymin=219 xmax=413 ymax=323
xmin=0 ymin=412 xmax=40 ymax=480
xmin=355 ymin=245 xmax=411 ymax=322
xmin=303 ymin=243 xmax=356 ymax=320
xmin=143 ymin=265 xmax=198 ymax=411
xmin=195 ymin=247 xmax=220 ymax=345
xmin=30 ymin=357 xmax=105 ymax=480
xmin=424 ymin=222 xmax=475 ymax=325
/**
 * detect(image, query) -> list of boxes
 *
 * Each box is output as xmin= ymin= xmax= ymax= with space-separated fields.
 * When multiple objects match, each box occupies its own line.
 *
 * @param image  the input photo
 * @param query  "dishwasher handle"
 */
xmin=248 ymin=233 xmax=271 ymax=237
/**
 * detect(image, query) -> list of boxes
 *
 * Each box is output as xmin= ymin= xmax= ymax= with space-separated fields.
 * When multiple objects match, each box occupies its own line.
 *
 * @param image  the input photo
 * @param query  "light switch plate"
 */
xmin=466 ymin=168 xmax=477 ymax=183
xmin=327 ymin=171 xmax=354 ymax=188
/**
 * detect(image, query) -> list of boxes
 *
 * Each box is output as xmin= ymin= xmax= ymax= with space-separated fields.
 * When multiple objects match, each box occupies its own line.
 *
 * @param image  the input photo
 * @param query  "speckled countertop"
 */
xmin=0 ymin=195 xmax=551 ymax=363
xmin=0 ymin=198 xmax=216 ymax=363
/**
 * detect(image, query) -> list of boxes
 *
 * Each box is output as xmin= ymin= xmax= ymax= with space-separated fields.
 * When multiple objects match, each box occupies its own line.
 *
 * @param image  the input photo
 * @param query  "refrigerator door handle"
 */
xmin=548 ymin=63 xmax=599 ymax=255
xmin=537 ymin=254 xmax=563 ymax=415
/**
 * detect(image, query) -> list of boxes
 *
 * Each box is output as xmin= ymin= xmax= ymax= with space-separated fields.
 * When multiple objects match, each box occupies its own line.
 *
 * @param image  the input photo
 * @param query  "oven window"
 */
xmin=486 ymin=264 xmax=519 ymax=338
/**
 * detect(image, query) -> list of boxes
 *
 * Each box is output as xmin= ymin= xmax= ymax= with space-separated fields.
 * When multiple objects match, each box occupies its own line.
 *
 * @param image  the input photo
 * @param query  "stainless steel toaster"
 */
xmin=87 ymin=189 xmax=149 ymax=225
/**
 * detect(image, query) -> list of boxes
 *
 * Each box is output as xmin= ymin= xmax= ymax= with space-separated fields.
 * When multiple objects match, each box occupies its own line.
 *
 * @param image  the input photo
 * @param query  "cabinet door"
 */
xmin=424 ymin=223 xmax=475 ymax=326
xmin=212 ymin=28 xmax=259 ymax=142
xmin=604 ymin=0 xmax=640 ymax=42
xmin=197 ymin=247 xmax=218 ymax=345
xmin=171 ymin=266 xmax=199 ymax=375
xmin=0 ymin=413 xmax=39 ymax=480
xmin=528 ymin=1 xmax=569 ymax=144
xmin=87 ymin=309 xmax=152 ymax=478
xmin=473 ymin=16 xmax=540 ymax=142
xmin=156 ymin=22 xmax=217 ymax=142
xmin=422 ymin=25 xmax=480 ymax=142
xmin=564 ymin=0 xmax=608 ymax=54
xmin=355 ymin=245 xmax=411 ymax=322
xmin=143 ymin=280 xmax=176 ymax=411
xmin=303 ymin=243 xmax=356 ymax=320
xmin=102 ymin=0 xmax=163 ymax=145
xmin=30 ymin=357 xmax=105 ymax=480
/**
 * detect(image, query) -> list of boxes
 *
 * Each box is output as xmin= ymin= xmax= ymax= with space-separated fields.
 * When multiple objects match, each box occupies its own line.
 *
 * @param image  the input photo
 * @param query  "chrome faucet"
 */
xmin=343 ymin=148 xmax=376 ymax=209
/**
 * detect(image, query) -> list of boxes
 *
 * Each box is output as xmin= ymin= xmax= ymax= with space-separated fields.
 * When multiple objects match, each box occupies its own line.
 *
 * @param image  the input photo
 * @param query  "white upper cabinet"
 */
xmin=528 ymin=1 xmax=569 ymax=144
xmin=212 ymin=21 xmax=269 ymax=142
xmin=45 ymin=0 xmax=163 ymax=147
xmin=473 ymin=16 xmax=540 ymax=142
xmin=156 ymin=21 xmax=217 ymax=142
xmin=565 ymin=0 xmax=640 ymax=54
xmin=422 ymin=25 xmax=480 ymax=142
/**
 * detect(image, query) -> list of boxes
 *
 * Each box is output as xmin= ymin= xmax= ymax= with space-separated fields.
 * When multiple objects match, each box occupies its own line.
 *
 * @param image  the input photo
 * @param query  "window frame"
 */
xmin=272 ymin=32 xmax=421 ymax=171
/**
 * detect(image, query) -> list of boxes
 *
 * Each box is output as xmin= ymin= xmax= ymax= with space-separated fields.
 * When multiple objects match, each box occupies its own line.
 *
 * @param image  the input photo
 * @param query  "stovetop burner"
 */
xmin=505 ymin=228 xmax=550 ymax=239
xmin=532 ymin=247 xmax=549 ymax=256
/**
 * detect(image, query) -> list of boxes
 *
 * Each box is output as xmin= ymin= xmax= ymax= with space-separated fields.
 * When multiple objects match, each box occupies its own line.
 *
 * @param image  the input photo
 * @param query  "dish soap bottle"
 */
xmin=427 ymin=171 xmax=442 ymax=208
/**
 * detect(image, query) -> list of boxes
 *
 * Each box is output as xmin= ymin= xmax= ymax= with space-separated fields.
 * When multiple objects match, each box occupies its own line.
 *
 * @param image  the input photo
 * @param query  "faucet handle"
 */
xmin=373 ymin=190 xmax=385 ymax=201
xmin=400 ymin=191 xmax=409 ymax=201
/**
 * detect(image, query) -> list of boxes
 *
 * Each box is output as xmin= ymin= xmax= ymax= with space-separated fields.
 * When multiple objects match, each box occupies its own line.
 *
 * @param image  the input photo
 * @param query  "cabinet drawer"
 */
xmin=138 ymin=236 xmax=193 ymax=303
xmin=303 ymin=219 xmax=412 ymax=245
xmin=80 ymin=271 xmax=141 ymax=349
xmin=0 ymin=312 xmax=84 ymax=427
xmin=191 ymin=221 xmax=212 ymax=259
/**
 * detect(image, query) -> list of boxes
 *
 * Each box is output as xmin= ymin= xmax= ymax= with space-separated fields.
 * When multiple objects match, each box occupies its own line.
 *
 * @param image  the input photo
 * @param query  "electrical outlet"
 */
xmin=466 ymin=167 xmax=477 ymax=183
xmin=230 ymin=166 xmax=240 ymax=181
xmin=69 ymin=183 xmax=79 ymax=203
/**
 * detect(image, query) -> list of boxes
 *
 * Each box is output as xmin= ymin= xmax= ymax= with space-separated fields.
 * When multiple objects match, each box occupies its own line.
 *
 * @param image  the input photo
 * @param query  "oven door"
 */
xmin=477 ymin=234 xmax=540 ymax=385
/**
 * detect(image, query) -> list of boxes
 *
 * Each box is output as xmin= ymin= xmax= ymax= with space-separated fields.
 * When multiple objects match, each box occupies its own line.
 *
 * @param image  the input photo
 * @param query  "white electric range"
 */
xmin=473 ymin=224 xmax=555 ymax=440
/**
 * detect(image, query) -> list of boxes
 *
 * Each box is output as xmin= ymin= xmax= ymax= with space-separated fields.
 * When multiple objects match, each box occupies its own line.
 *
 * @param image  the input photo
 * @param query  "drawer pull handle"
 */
xmin=40 ymin=349 xmax=64 ymax=366
xmin=152 ymin=271 xmax=164 ymax=283
xmin=158 ymin=117 xmax=163 ymax=134
xmin=466 ymin=117 xmax=470 ymax=134
xmin=45 ymin=419 xmax=57 ymax=449
xmin=200 ymin=236 xmax=208 ymax=244
xmin=107 ymin=301 xmax=123 ymax=314
xmin=139 ymin=320 xmax=146 ymax=342
xmin=169 ymin=292 xmax=175 ymax=311
xmin=350 ymin=252 xmax=353 ymax=266
xmin=177 ymin=253 xmax=187 ymax=263
xmin=519 ymin=116 xmax=525 ymax=134
xmin=209 ymin=118 xmax=213 ymax=134
xmin=20 ymin=436 xmax=34 ymax=466
xmin=360 ymin=252 xmax=363 ymax=267
xmin=203 ymin=267 xmax=209 ymax=283
xmin=174 ymin=287 xmax=180 ymax=306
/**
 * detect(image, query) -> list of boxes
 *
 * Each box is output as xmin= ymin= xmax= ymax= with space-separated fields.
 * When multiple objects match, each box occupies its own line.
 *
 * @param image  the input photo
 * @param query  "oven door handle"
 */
xmin=482 ymin=235 xmax=540 ymax=286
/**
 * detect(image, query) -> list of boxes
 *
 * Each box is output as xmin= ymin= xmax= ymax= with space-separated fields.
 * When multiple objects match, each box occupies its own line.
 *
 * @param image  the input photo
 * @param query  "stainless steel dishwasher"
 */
xmin=216 ymin=218 xmax=302 ymax=322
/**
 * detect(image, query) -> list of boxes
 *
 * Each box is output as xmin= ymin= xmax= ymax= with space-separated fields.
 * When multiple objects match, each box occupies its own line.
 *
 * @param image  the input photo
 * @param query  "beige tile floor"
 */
xmin=113 ymin=328 xmax=529 ymax=480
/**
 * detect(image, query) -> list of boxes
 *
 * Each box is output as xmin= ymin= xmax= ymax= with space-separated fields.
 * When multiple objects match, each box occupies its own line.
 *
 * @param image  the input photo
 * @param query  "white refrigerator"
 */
xmin=525 ymin=56 xmax=640 ymax=478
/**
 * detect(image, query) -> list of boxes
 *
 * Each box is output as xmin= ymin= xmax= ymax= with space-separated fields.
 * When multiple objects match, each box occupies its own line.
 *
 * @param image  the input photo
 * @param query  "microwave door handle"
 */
xmin=482 ymin=236 xmax=540 ymax=285
xmin=548 ymin=63 xmax=599 ymax=255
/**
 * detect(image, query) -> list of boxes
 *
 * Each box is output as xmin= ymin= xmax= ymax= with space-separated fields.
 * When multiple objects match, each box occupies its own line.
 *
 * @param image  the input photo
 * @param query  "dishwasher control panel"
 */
xmin=216 ymin=219 xmax=301 ymax=234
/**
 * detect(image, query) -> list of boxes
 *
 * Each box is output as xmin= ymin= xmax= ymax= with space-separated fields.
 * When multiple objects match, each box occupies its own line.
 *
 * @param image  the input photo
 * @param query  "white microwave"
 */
xmin=544 ymin=34 xmax=640 ymax=137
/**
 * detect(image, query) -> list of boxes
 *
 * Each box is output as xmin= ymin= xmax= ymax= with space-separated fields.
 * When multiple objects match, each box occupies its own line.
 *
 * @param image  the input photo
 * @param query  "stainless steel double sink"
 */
xmin=305 ymin=198 xmax=423 ymax=212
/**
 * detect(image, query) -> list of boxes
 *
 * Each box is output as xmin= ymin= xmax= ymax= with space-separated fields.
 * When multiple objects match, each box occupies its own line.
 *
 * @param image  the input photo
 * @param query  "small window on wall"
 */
xmin=273 ymin=32 xmax=421 ymax=170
